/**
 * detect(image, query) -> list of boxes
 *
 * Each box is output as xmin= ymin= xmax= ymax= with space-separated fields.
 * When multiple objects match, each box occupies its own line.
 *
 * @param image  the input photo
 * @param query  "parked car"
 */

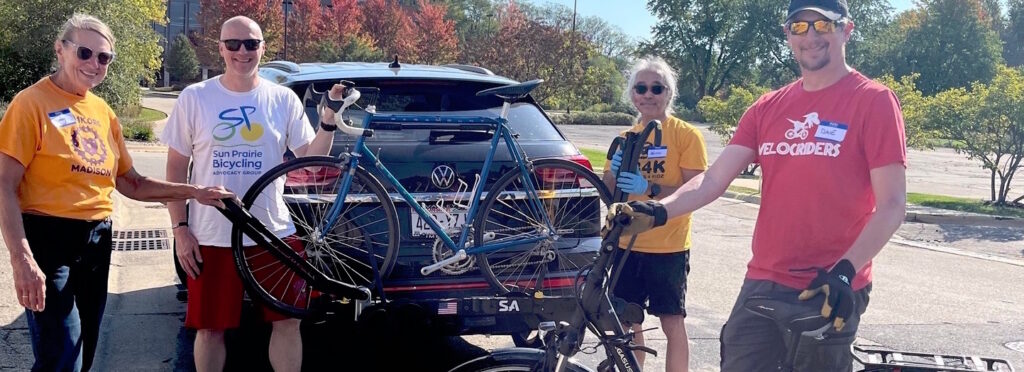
xmin=175 ymin=60 xmax=608 ymax=342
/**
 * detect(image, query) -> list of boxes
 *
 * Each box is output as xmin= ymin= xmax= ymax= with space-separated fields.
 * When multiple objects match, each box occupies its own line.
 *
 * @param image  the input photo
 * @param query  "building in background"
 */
xmin=154 ymin=0 xmax=201 ymax=86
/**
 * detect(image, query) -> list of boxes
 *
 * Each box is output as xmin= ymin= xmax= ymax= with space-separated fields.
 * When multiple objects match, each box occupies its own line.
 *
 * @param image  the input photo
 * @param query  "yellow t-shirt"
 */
xmin=0 ymin=77 xmax=133 ymax=220
xmin=611 ymin=115 xmax=708 ymax=253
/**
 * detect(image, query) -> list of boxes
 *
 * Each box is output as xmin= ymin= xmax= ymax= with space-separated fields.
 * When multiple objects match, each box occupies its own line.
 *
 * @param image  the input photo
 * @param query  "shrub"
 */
xmin=167 ymin=34 xmax=200 ymax=82
xmin=550 ymin=111 xmax=636 ymax=126
xmin=0 ymin=100 xmax=8 ymax=120
xmin=120 ymin=117 xmax=154 ymax=141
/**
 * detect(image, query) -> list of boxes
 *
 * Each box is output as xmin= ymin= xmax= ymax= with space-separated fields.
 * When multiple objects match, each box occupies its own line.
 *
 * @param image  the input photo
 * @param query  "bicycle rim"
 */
xmin=475 ymin=158 xmax=611 ymax=297
xmin=233 ymin=156 xmax=398 ymax=318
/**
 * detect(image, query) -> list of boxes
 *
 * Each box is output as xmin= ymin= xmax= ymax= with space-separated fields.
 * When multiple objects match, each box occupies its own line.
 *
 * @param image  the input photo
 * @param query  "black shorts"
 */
xmin=611 ymin=250 xmax=690 ymax=317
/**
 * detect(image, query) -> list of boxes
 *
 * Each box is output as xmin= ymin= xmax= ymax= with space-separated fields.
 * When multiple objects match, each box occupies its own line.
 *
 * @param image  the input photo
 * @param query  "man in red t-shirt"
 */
xmin=610 ymin=0 xmax=907 ymax=370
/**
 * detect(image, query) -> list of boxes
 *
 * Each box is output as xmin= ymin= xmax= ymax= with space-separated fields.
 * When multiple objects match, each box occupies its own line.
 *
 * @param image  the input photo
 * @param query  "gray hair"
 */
xmin=55 ymin=13 xmax=116 ymax=48
xmin=623 ymin=56 xmax=679 ymax=116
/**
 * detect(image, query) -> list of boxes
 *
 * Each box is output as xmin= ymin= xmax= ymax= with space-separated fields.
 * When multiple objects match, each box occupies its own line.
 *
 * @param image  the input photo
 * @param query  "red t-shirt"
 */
xmin=729 ymin=71 xmax=907 ymax=290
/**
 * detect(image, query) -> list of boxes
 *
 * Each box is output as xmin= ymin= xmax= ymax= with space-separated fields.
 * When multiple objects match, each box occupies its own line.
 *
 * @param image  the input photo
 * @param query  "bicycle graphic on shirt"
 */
xmin=785 ymin=112 xmax=821 ymax=140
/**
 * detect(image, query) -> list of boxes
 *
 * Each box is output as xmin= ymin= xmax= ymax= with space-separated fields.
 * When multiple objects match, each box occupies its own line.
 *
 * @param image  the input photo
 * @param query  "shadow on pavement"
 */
xmin=178 ymin=301 xmax=491 ymax=372
xmin=936 ymin=224 xmax=1024 ymax=243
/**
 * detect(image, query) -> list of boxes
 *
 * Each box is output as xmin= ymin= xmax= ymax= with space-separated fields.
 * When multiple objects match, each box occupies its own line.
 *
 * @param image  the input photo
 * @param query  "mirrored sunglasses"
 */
xmin=786 ymin=19 xmax=838 ymax=35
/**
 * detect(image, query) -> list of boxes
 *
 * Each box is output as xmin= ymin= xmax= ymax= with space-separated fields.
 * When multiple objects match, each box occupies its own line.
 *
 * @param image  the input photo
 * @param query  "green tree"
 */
xmin=875 ymin=73 xmax=933 ymax=150
xmin=894 ymin=0 xmax=1003 ymax=95
xmin=925 ymin=66 xmax=1024 ymax=205
xmin=0 ymin=0 xmax=165 ymax=113
xmin=696 ymin=85 xmax=768 ymax=175
xmin=167 ymin=33 xmax=200 ymax=82
xmin=642 ymin=0 xmax=765 ymax=107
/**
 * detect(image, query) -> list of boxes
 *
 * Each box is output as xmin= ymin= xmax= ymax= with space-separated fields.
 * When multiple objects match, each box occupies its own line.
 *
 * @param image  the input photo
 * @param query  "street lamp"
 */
xmin=283 ymin=0 xmax=293 ymax=60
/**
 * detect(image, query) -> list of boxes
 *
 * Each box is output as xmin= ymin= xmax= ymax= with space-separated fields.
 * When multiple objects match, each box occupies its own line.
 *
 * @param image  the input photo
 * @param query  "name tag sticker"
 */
xmin=646 ymin=146 xmax=668 ymax=158
xmin=814 ymin=121 xmax=848 ymax=142
xmin=47 ymin=108 xmax=77 ymax=129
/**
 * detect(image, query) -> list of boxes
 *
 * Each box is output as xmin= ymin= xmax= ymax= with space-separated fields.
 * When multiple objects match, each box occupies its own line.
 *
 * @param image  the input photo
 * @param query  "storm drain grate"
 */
xmin=113 ymin=229 xmax=170 ymax=251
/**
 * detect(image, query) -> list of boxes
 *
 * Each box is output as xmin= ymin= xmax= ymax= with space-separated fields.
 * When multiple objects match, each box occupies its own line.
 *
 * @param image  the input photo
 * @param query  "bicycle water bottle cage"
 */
xmin=475 ymin=79 xmax=543 ymax=101
xmin=743 ymin=295 xmax=831 ymax=338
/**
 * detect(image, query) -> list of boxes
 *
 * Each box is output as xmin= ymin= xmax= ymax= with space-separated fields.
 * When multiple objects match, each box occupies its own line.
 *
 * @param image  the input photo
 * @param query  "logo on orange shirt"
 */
xmin=71 ymin=126 xmax=108 ymax=166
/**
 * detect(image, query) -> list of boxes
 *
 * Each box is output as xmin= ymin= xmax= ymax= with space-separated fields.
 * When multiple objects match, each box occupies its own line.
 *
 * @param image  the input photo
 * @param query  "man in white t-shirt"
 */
xmin=162 ymin=16 xmax=346 ymax=372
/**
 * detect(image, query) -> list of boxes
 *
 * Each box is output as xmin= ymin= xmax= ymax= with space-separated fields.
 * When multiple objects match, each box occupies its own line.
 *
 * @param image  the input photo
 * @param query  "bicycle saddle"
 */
xmin=475 ymin=79 xmax=543 ymax=100
xmin=743 ymin=295 xmax=831 ymax=336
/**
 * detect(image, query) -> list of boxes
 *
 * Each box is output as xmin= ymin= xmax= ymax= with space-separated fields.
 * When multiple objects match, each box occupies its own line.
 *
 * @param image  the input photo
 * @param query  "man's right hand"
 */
xmin=174 ymin=229 xmax=203 ymax=279
xmin=607 ymin=200 xmax=668 ymax=236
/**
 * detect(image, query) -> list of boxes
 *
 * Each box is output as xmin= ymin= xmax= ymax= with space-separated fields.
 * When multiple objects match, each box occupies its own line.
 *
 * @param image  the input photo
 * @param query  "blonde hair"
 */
xmin=56 ymin=13 xmax=116 ymax=49
xmin=623 ymin=56 xmax=679 ymax=116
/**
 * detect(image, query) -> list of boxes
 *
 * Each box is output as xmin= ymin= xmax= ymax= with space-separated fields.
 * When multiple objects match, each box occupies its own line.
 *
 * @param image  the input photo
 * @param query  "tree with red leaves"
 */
xmin=411 ymin=0 xmax=459 ymax=64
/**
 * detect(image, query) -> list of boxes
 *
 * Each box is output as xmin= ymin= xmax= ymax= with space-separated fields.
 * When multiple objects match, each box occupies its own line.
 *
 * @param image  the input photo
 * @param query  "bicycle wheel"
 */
xmin=475 ymin=158 xmax=611 ymax=296
xmin=233 ymin=156 xmax=398 ymax=318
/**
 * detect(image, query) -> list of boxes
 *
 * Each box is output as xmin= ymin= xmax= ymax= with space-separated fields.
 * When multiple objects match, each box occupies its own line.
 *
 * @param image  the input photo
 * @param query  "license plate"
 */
xmin=411 ymin=208 xmax=469 ymax=238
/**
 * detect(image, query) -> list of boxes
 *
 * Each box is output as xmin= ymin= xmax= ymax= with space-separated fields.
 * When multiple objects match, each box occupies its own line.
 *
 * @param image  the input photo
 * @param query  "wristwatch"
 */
xmin=647 ymin=183 xmax=661 ymax=199
xmin=173 ymin=221 xmax=189 ymax=229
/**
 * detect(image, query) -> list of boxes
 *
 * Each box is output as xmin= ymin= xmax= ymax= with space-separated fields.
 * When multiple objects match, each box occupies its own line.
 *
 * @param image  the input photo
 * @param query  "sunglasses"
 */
xmin=634 ymin=84 xmax=665 ymax=95
xmin=61 ymin=39 xmax=115 ymax=65
xmin=222 ymin=39 xmax=263 ymax=51
xmin=786 ymin=19 xmax=839 ymax=35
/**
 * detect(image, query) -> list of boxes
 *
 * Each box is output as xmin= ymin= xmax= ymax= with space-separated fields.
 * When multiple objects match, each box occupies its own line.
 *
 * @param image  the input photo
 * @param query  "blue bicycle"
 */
xmin=229 ymin=80 xmax=611 ymax=317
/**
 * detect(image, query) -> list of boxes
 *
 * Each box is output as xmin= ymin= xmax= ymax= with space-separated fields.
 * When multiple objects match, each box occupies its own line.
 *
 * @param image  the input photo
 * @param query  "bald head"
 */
xmin=220 ymin=16 xmax=263 ymax=40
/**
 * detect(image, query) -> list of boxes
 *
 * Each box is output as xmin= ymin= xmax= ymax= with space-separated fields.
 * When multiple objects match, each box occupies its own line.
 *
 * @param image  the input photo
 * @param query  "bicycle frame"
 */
xmin=318 ymin=100 xmax=557 ymax=273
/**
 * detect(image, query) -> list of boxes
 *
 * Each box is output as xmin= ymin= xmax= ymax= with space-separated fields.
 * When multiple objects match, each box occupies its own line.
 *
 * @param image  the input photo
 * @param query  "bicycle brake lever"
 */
xmin=628 ymin=343 xmax=658 ymax=356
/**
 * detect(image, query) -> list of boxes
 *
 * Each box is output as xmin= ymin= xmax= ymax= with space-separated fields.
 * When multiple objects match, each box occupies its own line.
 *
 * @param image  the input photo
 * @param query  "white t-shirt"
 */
xmin=162 ymin=76 xmax=315 ymax=247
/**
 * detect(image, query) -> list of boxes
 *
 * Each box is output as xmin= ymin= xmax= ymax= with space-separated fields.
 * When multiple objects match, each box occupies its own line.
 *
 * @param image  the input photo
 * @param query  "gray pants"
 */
xmin=720 ymin=279 xmax=871 ymax=372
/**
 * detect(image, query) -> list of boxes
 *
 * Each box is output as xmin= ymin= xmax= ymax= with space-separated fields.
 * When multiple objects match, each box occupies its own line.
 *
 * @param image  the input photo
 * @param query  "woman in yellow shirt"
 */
xmin=603 ymin=56 xmax=709 ymax=372
xmin=0 ymin=14 xmax=231 ymax=372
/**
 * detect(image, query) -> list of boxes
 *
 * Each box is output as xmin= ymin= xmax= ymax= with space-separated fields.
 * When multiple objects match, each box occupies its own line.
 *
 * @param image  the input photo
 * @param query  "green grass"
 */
xmin=137 ymin=107 xmax=167 ymax=122
xmin=727 ymin=185 xmax=760 ymax=195
xmin=579 ymin=147 xmax=607 ymax=170
xmin=907 ymin=192 xmax=1024 ymax=218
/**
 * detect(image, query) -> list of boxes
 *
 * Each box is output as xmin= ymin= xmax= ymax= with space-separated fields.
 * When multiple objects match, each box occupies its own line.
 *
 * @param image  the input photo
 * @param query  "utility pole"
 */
xmin=570 ymin=0 xmax=578 ymax=114
xmin=283 ymin=0 xmax=293 ymax=60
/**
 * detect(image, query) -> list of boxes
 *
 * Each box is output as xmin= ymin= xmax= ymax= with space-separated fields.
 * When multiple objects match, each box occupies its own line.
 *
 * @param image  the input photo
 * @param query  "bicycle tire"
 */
xmin=475 ymin=158 xmax=611 ymax=296
xmin=448 ymin=347 xmax=590 ymax=372
xmin=232 ymin=156 xmax=398 ymax=318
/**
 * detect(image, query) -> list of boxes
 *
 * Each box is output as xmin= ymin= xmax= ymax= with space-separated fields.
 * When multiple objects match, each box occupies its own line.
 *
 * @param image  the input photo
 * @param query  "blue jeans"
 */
xmin=23 ymin=214 xmax=112 ymax=372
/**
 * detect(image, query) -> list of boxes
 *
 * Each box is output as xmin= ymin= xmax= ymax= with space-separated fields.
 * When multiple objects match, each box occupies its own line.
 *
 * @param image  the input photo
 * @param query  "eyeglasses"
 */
xmin=61 ymin=39 xmax=115 ymax=66
xmin=634 ymin=84 xmax=665 ymax=95
xmin=221 ymin=39 xmax=263 ymax=51
xmin=786 ymin=19 xmax=839 ymax=35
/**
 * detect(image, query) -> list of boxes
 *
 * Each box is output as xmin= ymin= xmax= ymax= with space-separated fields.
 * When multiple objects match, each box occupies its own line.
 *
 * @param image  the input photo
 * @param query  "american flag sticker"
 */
xmin=437 ymin=301 xmax=458 ymax=315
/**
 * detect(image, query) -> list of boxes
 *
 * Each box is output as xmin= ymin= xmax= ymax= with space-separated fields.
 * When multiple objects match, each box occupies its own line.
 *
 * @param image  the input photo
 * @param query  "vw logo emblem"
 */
xmin=431 ymin=165 xmax=457 ymax=189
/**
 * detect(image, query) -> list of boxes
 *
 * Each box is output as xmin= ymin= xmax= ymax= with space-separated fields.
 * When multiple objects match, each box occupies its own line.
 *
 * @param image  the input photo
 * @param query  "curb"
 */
xmin=719 ymin=190 xmax=1023 ymax=228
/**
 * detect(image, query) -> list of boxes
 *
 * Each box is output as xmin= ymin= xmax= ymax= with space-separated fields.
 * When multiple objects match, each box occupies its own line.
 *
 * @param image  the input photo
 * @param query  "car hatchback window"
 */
xmin=296 ymin=80 xmax=563 ymax=142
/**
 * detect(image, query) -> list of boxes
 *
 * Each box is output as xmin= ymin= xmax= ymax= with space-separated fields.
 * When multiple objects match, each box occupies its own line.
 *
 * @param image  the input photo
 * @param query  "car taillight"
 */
xmin=567 ymin=154 xmax=594 ymax=171
xmin=286 ymin=166 xmax=341 ymax=187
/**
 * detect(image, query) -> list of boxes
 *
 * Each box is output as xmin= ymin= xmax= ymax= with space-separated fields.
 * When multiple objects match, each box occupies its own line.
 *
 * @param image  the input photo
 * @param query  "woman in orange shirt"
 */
xmin=0 ymin=14 xmax=232 ymax=372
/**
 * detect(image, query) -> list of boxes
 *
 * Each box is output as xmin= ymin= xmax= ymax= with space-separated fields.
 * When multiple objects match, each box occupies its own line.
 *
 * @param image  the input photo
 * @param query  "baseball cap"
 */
xmin=787 ymin=0 xmax=849 ymax=22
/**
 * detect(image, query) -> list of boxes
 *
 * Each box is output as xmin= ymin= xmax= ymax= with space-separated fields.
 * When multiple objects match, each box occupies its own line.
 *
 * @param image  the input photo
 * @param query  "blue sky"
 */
xmin=529 ymin=0 xmax=917 ymax=41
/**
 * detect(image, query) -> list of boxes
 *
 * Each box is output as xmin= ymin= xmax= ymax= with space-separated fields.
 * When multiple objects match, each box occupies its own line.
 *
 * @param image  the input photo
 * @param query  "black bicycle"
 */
xmin=448 ymin=211 xmax=652 ymax=372
xmin=743 ymin=294 xmax=1016 ymax=372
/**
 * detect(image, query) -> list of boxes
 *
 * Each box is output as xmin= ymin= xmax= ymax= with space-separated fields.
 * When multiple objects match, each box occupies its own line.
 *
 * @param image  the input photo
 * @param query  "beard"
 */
xmin=797 ymin=44 xmax=831 ymax=72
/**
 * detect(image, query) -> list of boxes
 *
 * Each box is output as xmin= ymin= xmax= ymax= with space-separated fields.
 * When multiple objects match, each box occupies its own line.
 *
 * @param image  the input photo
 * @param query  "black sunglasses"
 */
xmin=634 ymin=84 xmax=665 ymax=95
xmin=61 ymin=39 xmax=115 ymax=65
xmin=222 ymin=39 xmax=262 ymax=51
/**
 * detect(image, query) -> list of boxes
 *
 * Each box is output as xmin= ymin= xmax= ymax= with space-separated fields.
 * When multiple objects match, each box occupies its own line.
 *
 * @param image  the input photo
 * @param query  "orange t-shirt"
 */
xmin=0 ymin=77 xmax=133 ymax=220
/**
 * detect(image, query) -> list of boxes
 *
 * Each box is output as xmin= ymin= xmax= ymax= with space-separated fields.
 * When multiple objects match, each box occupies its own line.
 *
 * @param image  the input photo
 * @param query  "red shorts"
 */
xmin=184 ymin=236 xmax=307 ymax=330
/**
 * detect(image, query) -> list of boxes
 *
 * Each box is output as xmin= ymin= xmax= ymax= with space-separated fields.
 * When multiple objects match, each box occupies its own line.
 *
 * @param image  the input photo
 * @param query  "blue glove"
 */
xmin=616 ymin=172 xmax=649 ymax=195
xmin=609 ymin=150 xmax=623 ymax=175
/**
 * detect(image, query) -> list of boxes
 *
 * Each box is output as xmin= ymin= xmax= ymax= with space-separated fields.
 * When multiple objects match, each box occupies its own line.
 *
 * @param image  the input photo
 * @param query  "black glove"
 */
xmin=798 ymin=259 xmax=856 ymax=331
xmin=607 ymin=200 xmax=667 ymax=236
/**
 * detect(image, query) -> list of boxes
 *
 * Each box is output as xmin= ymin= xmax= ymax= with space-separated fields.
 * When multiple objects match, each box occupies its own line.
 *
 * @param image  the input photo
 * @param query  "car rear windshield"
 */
xmin=292 ymin=79 xmax=563 ymax=142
